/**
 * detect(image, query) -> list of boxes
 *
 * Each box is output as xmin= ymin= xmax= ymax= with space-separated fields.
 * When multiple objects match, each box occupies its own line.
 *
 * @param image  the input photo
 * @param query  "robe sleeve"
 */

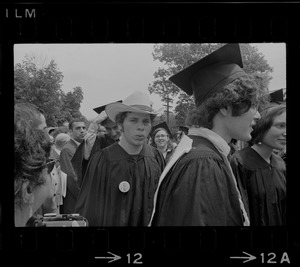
xmin=152 ymin=152 xmax=244 ymax=226
xmin=83 ymin=120 xmax=100 ymax=159
xmin=71 ymin=141 xmax=85 ymax=188
xmin=60 ymin=148 xmax=80 ymax=199
xmin=230 ymin=155 xmax=251 ymax=217
xmin=74 ymin=151 xmax=105 ymax=224
xmin=71 ymin=136 xmax=106 ymax=188
xmin=70 ymin=121 xmax=99 ymax=186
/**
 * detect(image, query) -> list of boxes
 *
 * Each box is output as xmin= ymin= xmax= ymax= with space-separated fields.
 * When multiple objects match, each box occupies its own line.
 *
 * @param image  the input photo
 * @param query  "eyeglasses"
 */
xmin=155 ymin=134 xmax=167 ymax=138
xmin=46 ymin=159 xmax=57 ymax=174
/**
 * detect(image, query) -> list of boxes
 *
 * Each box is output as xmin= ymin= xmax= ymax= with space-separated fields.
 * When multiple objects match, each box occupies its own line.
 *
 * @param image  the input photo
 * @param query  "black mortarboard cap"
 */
xmin=260 ymin=89 xmax=285 ymax=112
xmin=269 ymin=89 xmax=284 ymax=104
xmin=151 ymin=122 xmax=173 ymax=139
xmin=93 ymin=100 xmax=122 ymax=114
xmin=169 ymin=43 xmax=245 ymax=106
xmin=93 ymin=100 xmax=122 ymax=126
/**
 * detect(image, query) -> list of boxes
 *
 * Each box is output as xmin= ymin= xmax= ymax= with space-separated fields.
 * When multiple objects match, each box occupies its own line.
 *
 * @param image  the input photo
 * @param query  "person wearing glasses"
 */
xmin=151 ymin=122 xmax=175 ymax=163
xmin=14 ymin=104 xmax=55 ymax=227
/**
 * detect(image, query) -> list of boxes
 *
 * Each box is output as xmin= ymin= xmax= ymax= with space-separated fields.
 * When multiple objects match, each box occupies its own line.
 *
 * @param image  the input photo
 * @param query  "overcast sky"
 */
xmin=14 ymin=43 xmax=286 ymax=120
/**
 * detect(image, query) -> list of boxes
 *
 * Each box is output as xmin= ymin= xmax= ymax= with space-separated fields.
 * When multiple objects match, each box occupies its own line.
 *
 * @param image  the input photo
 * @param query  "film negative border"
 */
xmin=0 ymin=3 xmax=298 ymax=43
xmin=1 ymin=1 xmax=299 ymax=266
xmin=1 ymin=227 xmax=300 ymax=265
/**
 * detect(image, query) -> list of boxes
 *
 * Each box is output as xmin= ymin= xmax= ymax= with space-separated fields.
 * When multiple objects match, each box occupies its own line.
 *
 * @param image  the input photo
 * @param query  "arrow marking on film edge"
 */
xmin=95 ymin=251 xmax=122 ymax=263
xmin=230 ymin=251 xmax=257 ymax=263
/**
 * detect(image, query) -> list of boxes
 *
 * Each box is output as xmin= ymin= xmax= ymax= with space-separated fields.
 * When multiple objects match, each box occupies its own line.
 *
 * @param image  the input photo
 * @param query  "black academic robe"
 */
xmin=165 ymin=148 xmax=174 ymax=164
xmin=60 ymin=139 xmax=80 ymax=214
xmin=152 ymin=136 xmax=245 ymax=226
xmin=75 ymin=142 xmax=165 ymax=226
xmin=71 ymin=134 xmax=116 ymax=188
xmin=231 ymin=146 xmax=286 ymax=226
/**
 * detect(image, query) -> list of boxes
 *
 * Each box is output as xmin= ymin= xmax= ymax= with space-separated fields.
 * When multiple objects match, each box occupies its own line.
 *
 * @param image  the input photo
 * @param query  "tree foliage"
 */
xmin=14 ymin=55 xmax=86 ymax=126
xmin=148 ymin=43 xmax=273 ymax=126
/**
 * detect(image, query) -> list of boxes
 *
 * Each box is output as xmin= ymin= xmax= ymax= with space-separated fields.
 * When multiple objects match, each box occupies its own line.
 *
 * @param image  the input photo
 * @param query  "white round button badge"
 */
xmin=119 ymin=181 xmax=130 ymax=193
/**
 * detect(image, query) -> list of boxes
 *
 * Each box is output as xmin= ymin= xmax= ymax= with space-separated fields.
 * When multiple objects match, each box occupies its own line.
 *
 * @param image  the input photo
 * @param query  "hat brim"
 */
xmin=93 ymin=100 xmax=122 ymax=114
xmin=106 ymin=102 xmax=159 ymax=122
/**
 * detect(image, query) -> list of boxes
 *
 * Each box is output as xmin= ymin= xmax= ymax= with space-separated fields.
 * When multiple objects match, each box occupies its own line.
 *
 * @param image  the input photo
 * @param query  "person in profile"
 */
xmin=14 ymin=102 xmax=47 ymax=130
xmin=14 ymin=104 xmax=54 ymax=226
xmin=14 ymin=102 xmax=60 ymax=224
xmin=150 ymin=43 xmax=263 ymax=226
xmin=230 ymin=89 xmax=286 ymax=226
xmin=75 ymin=91 xmax=165 ymax=226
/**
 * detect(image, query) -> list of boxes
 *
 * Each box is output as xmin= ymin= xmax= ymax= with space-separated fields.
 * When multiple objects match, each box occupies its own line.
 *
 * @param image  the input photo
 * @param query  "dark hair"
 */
xmin=69 ymin=118 xmax=86 ymax=130
xmin=151 ymin=127 xmax=169 ymax=148
xmin=186 ymin=74 xmax=264 ymax=129
xmin=115 ymin=112 xmax=156 ymax=125
xmin=14 ymin=102 xmax=45 ymax=129
xmin=14 ymin=110 xmax=52 ymax=208
xmin=249 ymin=104 xmax=286 ymax=146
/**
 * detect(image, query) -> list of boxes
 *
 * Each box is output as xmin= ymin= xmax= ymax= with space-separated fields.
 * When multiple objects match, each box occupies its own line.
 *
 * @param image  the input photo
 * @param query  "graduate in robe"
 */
xmin=230 ymin=89 xmax=286 ymax=226
xmin=71 ymin=102 xmax=122 ymax=188
xmin=75 ymin=91 xmax=165 ymax=226
xmin=150 ymin=43 xmax=264 ymax=226
xmin=150 ymin=122 xmax=175 ymax=163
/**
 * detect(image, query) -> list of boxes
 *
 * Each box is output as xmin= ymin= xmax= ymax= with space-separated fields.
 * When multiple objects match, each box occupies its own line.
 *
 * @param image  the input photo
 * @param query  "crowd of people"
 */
xmin=14 ymin=43 xmax=286 ymax=227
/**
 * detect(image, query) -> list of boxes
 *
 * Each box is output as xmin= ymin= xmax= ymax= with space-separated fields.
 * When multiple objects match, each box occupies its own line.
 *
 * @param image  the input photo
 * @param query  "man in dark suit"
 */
xmin=60 ymin=118 xmax=87 ymax=214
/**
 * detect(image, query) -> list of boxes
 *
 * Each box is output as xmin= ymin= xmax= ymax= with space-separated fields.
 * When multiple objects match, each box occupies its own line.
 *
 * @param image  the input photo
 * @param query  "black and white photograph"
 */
xmin=13 ymin=43 xmax=286 ymax=227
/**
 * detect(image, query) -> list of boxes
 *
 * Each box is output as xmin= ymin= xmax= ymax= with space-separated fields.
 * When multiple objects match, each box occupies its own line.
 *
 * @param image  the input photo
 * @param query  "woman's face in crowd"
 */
xmin=121 ymin=112 xmax=152 ymax=147
xmin=262 ymin=111 xmax=286 ymax=150
xmin=154 ymin=129 xmax=169 ymax=149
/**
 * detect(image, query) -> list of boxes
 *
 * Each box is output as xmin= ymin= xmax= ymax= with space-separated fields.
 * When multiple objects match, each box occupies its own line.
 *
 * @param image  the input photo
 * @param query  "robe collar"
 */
xmin=239 ymin=146 xmax=285 ymax=169
xmin=189 ymin=127 xmax=231 ymax=157
xmin=107 ymin=143 xmax=156 ymax=161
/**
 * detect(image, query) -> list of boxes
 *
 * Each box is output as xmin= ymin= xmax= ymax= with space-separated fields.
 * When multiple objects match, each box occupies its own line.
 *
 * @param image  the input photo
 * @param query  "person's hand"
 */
xmin=92 ymin=110 xmax=107 ymax=124
xmin=87 ymin=111 xmax=107 ymax=135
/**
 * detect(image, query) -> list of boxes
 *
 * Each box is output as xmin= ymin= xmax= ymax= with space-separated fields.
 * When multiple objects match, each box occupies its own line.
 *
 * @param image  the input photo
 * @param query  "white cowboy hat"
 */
xmin=105 ymin=91 xmax=159 ymax=122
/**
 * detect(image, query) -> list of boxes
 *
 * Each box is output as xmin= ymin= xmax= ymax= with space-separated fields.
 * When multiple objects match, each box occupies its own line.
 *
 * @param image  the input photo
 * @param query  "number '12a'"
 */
xmin=261 ymin=252 xmax=290 ymax=264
